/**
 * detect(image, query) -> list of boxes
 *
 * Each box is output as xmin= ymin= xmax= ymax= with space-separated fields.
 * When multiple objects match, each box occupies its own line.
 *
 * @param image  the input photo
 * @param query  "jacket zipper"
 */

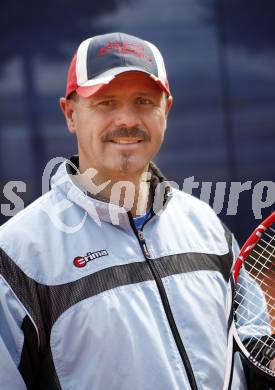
xmin=129 ymin=216 xmax=198 ymax=390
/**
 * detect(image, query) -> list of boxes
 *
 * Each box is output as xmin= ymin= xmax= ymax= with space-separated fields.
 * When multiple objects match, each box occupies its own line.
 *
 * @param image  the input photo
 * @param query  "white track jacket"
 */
xmin=0 ymin=157 xmax=254 ymax=389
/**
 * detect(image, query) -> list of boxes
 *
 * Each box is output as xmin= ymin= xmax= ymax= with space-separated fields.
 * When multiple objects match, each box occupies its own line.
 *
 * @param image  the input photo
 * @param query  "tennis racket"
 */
xmin=223 ymin=212 xmax=275 ymax=389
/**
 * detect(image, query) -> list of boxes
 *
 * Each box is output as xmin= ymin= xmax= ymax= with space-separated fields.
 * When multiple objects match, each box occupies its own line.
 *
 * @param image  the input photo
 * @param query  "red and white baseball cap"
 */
xmin=65 ymin=32 xmax=171 ymax=98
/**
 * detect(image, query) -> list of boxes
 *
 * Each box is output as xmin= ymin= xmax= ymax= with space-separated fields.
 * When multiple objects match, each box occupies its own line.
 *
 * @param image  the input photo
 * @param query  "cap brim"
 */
xmin=76 ymin=67 xmax=170 ymax=98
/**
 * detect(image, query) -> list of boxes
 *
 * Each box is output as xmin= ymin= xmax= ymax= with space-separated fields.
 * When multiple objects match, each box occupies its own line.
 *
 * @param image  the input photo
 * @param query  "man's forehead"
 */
xmin=92 ymin=71 xmax=162 ymax=97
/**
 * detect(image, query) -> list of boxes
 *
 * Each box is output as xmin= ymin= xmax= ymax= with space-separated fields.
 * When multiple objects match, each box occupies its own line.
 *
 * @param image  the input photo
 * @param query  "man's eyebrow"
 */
xmin=91 ymin=95 xmax=116 ymax=99
xmin=135 ymin=92 xmax=157 ymax=96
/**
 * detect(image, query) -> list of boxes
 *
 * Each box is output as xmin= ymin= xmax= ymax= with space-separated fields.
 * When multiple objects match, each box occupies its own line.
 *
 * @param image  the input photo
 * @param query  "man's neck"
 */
xmin=74 ymin=166 xmax=152 ymax=217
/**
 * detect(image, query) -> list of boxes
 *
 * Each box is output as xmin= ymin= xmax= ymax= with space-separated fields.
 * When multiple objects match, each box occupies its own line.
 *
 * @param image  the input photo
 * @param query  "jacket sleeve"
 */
xmin=0 ymin=272 xmax=39 ymax=389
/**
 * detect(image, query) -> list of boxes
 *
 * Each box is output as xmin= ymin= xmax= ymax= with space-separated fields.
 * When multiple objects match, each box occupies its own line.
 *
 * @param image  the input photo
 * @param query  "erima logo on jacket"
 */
xmin=73 ymin=250 xmax=109 ymax=268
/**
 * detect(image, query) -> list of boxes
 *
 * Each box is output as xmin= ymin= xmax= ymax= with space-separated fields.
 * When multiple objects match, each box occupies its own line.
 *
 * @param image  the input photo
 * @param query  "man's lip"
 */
xmin=108 ymin=138 xmax=144 ymax=144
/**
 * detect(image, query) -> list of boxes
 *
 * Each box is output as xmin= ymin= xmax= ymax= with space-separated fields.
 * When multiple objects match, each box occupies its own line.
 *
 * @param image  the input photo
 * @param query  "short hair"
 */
xmin=67 ymin=91 xmax=79 ymax=101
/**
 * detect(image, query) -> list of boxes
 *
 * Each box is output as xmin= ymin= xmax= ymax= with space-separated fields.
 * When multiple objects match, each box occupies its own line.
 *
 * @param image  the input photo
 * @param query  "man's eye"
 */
xmin=136 ymin=97 xmax=152 ymax=105
xmin=99 ymin=100 xmax=115 ymax=106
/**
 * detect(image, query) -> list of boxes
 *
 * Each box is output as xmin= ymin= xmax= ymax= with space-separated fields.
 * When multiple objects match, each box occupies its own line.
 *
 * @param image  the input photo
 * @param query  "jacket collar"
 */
xmin=51 ymin=155 xmax=173 ymax=229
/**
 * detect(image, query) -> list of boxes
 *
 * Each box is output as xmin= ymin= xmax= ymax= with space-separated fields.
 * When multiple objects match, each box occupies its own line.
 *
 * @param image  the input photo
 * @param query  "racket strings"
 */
xmin=237 ymin=267 xmax=275 ymax=301
xmin=235 ymin=274 xmax=274 ymax=309
xmin=235 ymin=245 xmax=275 ymax=322
xmin=236 ymin=255 xmax=275 ymax=308
xmin=235 ymin=280 xmax=275 ymax=365
xmin=247 ymin=246 xmax=274 ymax=271
xmin=235 ymin=292 xmax=274 ymax=319
xmin=258 ymin=239 xmax=274 ymax=254
xmin=243 ymin=262 xmax=274 ymax=291
xmin=255 ymin=338 xmax=275 ymax=362
xmin=249 ymin=252 xmax=274 ymax=271
xmin=248 ymin=235 xmax=275 ymax=267
xmin=244 ymin=335 xmax=275 ymax=368
xmin=235 ymin=293 xmax=275 ymax=366
xmin=235 ymin=297 xmax=274 ymax=363
xmin=234 ymin=223 xmax=275 ymax=370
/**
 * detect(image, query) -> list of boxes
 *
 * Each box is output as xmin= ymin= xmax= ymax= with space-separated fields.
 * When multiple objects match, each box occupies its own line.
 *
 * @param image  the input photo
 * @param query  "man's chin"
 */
xmin=105 ymin=160 xmax=149 ymax=180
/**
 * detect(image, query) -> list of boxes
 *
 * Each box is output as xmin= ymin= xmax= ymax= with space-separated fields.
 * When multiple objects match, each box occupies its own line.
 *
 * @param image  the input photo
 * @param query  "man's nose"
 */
xmin=113 ymin=105 xmax=141 ymax=129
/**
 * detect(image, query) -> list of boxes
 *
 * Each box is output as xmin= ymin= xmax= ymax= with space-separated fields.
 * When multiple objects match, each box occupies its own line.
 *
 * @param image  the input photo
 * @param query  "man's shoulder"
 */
xmin=170 ymin=187 xmax=219 ymax=219
xmin=0 ymin=189 xmax=58 ymax=243
xmin=168 ymin=188 xmax=235 ymax=257
xmin=169 ymin=187 xmax=230 ymax=237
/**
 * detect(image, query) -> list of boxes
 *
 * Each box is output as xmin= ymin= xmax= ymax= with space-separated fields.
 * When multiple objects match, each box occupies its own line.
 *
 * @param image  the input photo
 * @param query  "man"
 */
xmin=0 ymin=32 xmax=268 ymax=389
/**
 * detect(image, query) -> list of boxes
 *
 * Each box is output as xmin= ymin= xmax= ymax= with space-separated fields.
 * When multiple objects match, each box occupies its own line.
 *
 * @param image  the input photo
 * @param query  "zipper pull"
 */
xmin=138 ymin=230 xmax=144 ymax=241
xmin=138 ymin=230 xmax=151 ymax=259
xmin=137 ymin=230 xmax=151 ymax=258
xmin=143 ymin=246 xmax=151 ymax=259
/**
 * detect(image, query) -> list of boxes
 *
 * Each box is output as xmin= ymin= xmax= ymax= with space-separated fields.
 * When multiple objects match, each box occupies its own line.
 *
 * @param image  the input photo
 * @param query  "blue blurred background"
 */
xmin=0 ymin=0 xmax=274 ymax=244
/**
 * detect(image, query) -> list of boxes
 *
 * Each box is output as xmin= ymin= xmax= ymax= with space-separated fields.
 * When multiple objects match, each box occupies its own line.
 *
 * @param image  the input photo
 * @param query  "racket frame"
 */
xmin=223 ymin=212 xmax=275 ymax=389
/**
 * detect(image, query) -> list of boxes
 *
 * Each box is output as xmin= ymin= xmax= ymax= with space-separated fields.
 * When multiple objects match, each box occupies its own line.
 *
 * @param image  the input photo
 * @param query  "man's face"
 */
xmin=60 ymin=71 xmax=172 ymax=181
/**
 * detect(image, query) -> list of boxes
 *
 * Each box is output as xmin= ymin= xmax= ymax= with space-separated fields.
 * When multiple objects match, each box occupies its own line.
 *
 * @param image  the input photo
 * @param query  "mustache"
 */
xmin=102 ymin=127 xmax=150 ymax=142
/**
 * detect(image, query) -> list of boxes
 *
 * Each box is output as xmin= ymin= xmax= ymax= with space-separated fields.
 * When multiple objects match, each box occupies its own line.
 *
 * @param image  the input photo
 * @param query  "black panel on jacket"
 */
xmin=18 ymin=316 xmax=40 ymax=389
xmin=18 ymin=316 xmax=61 ymax=389
xmin=1 ymin=245 xmax=232 ymax=353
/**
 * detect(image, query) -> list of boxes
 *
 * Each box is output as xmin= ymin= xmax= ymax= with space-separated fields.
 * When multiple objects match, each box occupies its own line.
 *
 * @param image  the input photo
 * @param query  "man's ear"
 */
xmin=59 ymin=97 xmax=77 ymax=134
xmin=165 ymin=95 xmax=173 ymax=116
